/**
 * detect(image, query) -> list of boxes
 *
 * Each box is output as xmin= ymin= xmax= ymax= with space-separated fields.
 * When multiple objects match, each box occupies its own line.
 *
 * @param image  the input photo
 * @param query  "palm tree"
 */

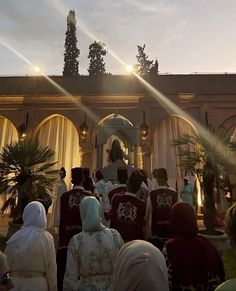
xmin=0 ymin=139 xmax=57 ymax=223
xmin=171 ymin=131 xmax=236 ymax=235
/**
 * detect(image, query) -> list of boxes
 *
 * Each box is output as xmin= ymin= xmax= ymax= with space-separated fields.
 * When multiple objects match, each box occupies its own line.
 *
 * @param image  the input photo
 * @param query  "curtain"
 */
xmin=0 ymin=116 xmax=19 ymax=210
xmin=36 ymin=115 xmax=81 ymax=188
xmin=0 ymin=117 xmax=18 ymax=150
xmin=153 ymin=115 xmax=196 ymax=191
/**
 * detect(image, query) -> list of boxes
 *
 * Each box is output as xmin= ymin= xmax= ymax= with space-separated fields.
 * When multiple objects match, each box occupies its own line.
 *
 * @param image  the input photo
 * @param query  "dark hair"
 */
xmin=117 ymin=167 xmax=128 ymax=184
xmin=156 ymin=168 xmax=168 ymax=180
xmin=83 ymin=177 xmax=94 ymax=192
xmin=139 ymin=169 xmax=148 ymax=186
xmin=127 ymin=170 xmax=143 ymax=194
xmin=71 ymin=167 xmax=84 ymax=185
xmin=95 ymin=170 xmax=103 ymax=180
xmin=82 ymin=168 xmax=90 ymax=178
xmin=60 ymin=167 xmax=66 ymax=175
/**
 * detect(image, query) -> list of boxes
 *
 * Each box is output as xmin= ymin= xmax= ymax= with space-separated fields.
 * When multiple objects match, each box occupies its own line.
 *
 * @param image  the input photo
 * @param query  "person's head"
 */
xmin=59 ymin=167 xmax=66 ymax=179
xmin=139 ymin=169 xmax=148 ymax=185
xmin=95 ymin=170 xmax=103 ymax=182
xmin=170 ymin=202 xmax=198 ymax=237
xmin=82 ymin=168 xmax=90 ymax=178
xmin=152 ymin=168 xmax=158 ymax=180
xmin=184 ymin=176 xmax=189 ymax=185
xmin=225 ymin=204 xmax=236 ymax=246
xmin=117 ymin=167 xmax=128 ymax=184
xmin=80 ymin=196 xmax=105 ymax=232
xmin=113 ymin=240 xmax=169 ymax=291
xmin=156 ymin=168 xmax=168 ymax=186
xmin=23 ymin=201 xmax=47 ymax=230
xmin=127 ymin=170 xmax=144 ymax=194
xmin=71 ymin=167 xmax=84 ymax=186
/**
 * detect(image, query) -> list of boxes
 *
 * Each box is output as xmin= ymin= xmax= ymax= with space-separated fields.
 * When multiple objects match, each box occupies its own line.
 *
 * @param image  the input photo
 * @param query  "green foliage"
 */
xmin=171 ymin=132 xmax=236 ymax=233
xmin=171 ymin=132 xmax=236 ymax=177
xmin=0 ymin=139 xmax=57 ymax=221
xmin=63 ymin=10 xmax=80 ymax=76
xmin=136 ymin=44 xmax=154 ymax=76
xmin=88 ymin=41 xmax=107 ymax=76
xmin=149 ymin=59 xmax=159 ymax=76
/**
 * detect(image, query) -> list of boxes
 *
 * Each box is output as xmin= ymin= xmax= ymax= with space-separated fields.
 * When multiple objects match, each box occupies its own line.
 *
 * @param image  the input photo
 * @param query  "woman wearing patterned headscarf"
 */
xmin=63 ymin=196 xmax=123 ymax=291
xmin=163 ymin=202 xmax=225 ymax=290
xmin=5 ymin=201 xmax=57 ymax=291
xmin=216 ymin=204 xmax=236 ymax=290
xmin=113 ymin=240 xmax=169 ymax=291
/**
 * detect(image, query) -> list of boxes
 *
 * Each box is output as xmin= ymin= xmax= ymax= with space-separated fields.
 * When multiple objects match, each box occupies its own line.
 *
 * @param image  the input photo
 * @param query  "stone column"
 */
xmin=97 ymin=145 xmax=104 ymax=170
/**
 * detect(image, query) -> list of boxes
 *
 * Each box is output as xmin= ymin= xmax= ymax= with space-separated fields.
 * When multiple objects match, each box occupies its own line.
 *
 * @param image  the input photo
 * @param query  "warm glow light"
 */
xmin=126 ymin=65 xmax=133 ymax=73
xmin=34 ymin=66 xmax=40 ymax=73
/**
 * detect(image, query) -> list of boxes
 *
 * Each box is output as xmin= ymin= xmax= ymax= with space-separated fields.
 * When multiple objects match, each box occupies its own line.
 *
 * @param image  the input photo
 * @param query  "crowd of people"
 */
xmin=0 ymin=165 xmax=235 ymax=291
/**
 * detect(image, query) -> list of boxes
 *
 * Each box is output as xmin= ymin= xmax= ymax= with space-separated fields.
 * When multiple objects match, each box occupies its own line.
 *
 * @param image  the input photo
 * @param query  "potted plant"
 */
xmin=171 ymin=131 xmax=236 ymax=237
xmin=0 ymin=139 xmax=57 ymax=231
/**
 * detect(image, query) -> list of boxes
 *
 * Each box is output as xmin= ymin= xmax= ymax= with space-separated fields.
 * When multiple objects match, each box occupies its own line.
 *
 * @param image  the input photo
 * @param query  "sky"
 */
xmin=0 ymin=0 xmax=236 ymax=76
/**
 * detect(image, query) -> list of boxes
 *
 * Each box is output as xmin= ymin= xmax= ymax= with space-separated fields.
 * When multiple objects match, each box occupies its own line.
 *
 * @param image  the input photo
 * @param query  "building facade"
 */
xmin=0 ymin=74 xmax=236 ymax=189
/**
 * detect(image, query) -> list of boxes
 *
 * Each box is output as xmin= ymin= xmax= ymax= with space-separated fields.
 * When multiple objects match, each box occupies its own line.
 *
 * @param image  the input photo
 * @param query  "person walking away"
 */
xmin=94 ymin=170 xmax=110 ymax=226
xmin=163 ymin=202 xmax=225 ymax=290
xmin=149 ymin=168 xmax=178 ymax=241
xmin=107 ymin=167 xmax=128 ymax=206
xmin=57 ymin=167 xmax=91 ymax=291
xmin=63 ymin=196 xmax=123 ymax=291
xmin=49 ymin=167 xmax=67 ymax=231
xmin=5 ymin=201 xmax=57 ymax=291
xmin=113 ymin=240 xmax=169 ymax=291
xmin=108 ymin=171 xmax=147 ymax=242
xmin=180 ymin=176 xmax=195 ymax=208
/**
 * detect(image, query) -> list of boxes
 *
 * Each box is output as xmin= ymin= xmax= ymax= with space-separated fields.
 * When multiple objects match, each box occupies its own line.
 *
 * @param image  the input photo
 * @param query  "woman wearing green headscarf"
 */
xmin=63 ymin=196 xmax=123 ymax=291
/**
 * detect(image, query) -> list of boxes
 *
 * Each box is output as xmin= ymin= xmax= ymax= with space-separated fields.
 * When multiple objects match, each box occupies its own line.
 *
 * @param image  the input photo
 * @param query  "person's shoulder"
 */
xmin=215 ymin=278 xmax=236 ymax=290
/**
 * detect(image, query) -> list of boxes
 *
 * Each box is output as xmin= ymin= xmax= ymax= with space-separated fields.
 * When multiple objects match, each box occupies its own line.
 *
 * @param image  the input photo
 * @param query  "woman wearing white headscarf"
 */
xmin=5 ymin=201 xmax=57 ymax=291
xmin=63 ymin=196 xmax=123 ymax=291
xmin=113 ymin=240 xmax=169 ymax=291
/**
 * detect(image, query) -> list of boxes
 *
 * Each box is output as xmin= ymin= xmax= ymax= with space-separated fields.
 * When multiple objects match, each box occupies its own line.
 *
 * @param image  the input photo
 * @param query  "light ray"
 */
xmin=0 ymin=38 xmax=99 ymax=124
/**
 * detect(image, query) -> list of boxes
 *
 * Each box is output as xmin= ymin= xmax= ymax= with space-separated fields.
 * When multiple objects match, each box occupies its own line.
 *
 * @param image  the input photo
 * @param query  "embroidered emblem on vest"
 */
xmin=156 ymin=193 xmax=172 ymax=207
xmin=68 ymin=193 xmax=83 ymax=208
xmin=117 ymin=201 xmax=137 ymax=223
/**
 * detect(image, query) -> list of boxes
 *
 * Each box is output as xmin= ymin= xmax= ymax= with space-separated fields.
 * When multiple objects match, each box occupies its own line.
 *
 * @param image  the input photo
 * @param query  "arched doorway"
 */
xmin=0 ymin=116 xmax=18 ymax=210
xmin=34 ymin=114 xmax=81 ymax=187
xmin=153 ymin=115 xmax=197 ymax=190
xmin=96 ymin=113 xmax=140 ymax=172
xmin=0 ymin=116 xmax=18 ymax=150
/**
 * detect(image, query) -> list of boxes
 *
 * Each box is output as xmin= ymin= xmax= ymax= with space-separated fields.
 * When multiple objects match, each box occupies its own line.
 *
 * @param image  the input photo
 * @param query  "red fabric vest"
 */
xmin=150 ymin=187 xmax=178 ymax=238
xmin=58 ymin=188 xmax=91 ymax=248
xmin=108 ymin=185 xmax=126 ymax=204
xmin=110 ymin=194 xmax=146 ymax=242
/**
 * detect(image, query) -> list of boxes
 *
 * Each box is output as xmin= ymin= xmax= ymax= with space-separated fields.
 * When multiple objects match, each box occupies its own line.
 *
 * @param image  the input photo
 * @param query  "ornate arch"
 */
xmin=218 ymin=115 xmax=236 ymax=141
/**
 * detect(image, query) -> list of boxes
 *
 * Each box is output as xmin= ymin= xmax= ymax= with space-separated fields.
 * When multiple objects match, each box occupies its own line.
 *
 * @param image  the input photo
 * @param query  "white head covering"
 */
xmin=6 ymin=201 xmax=47 ymax=254
xmin=113 ymin=240 xmax=169 ymax=291
xmin=80 ymin=196 xmax=105 ymax=232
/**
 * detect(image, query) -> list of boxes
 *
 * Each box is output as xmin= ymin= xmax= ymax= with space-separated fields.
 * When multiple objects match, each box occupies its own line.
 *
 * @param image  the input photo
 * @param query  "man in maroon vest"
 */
xmin=109 ymin=170 xmax=147 ymax=242
xmin=108 ymin=167 xmax=128 ymax=204
xmin=149 ymin=168 xmax=178 ymax=240
xmin=57 ymin=167 xmax=91 ymax=291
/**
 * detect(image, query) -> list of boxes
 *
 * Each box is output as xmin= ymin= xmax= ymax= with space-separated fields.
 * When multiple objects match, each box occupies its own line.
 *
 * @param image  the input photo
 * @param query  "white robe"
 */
xmin=5 ymin=231 xmax=57 ymax=291
xmin=49 ymin=178 xmax=67 ymax=229
xmin=63 ymin=228 xmax=123 ymax=291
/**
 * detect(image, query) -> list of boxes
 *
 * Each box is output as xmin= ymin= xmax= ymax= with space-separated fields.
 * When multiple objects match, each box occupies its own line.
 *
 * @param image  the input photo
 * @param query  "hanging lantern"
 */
xmin=79 ymin=114 xmax=89 ymax=141
xmin=139 ymin=111 xmax=149 ymax=141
